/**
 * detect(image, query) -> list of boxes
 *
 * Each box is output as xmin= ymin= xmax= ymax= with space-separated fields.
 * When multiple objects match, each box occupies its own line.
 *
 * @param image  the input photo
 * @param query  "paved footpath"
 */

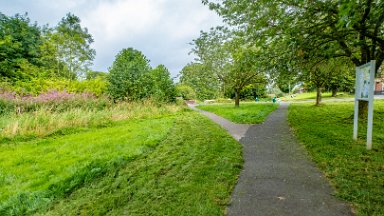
xmin=191 ymin=103 xmax=354 ymax=216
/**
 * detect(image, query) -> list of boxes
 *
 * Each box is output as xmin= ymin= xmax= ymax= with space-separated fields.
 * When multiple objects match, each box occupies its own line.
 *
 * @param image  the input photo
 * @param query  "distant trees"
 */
xmin=108 ymin=48 xmax=176 ymax=102
xmin=179 ymin=63 xmax=220 ymax=100
xmin=0 ymin=12 xmax=95 ymax=82
xmin=0 ymin=12 xmax=176 ymax=103
xmin=182 ymin=27 xmax=267 ymax=106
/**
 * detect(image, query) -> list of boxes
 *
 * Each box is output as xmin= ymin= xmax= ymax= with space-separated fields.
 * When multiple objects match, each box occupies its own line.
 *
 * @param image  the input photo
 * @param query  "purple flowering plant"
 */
xmin=0 ymin=89 xmax=108 ymax=114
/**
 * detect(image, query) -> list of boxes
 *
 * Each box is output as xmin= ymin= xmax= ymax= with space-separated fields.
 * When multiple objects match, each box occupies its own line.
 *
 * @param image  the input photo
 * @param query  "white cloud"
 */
xmin=2 ymin=0 xmax=223 ymax=76
xmin=83 ymin=0 xmax=165 ymax=41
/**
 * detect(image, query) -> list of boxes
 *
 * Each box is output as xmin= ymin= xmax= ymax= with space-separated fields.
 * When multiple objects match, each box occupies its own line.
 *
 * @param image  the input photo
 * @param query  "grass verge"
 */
xmin=198 ymin=103 xmax=278 ymax=124
xmin=288 ymin=102 xmax=384 ymax=216
xmin=282 ymin=92 xmax=353 ymax=101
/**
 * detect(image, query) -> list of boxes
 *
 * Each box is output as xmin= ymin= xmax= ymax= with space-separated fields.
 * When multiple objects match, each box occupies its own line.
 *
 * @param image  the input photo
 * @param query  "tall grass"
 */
xmin=0 ymin=91 xmax=182 ymax=141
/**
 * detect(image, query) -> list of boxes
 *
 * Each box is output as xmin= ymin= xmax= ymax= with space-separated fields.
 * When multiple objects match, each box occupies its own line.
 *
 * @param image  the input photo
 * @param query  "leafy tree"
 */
xmin=226 ymin=44 xmax=266 ymax=106
xmin=204 ymin=0 xmax=384 ymax=109
xmin=179 ymin=63 xmax=220 ymax=100
xmin=203 ymin=0 xmax=384 ymax=70
xmin=52 ymin=13 xmax=95 ymax=80
xmin=0 ymin=13 xmax=42 ymax=80
xmin=108 ymin=48 xmax=151 ymax=101
xmin=149 ymin=65 xmax=176 ymax=102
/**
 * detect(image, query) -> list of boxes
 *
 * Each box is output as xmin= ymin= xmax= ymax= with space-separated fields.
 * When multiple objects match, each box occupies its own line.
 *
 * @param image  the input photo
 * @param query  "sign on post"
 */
xmin=353 ymin=60 xmax=376 ymax=150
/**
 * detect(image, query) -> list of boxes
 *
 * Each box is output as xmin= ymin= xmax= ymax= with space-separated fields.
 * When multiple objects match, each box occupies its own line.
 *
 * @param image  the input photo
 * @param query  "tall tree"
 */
xmin=226 ymin=43 xmax=265 ymax=106
xmin=108 ymin=48 xmax=151 ymax=101
xmin=203 ymin=0 xmax=384 ymax=109
xmin=149 ymin=65 xmax=176 ymax=102
xmin=203 ymin=0 xmax=384 ymax=71
xmin=54 ymin=13 xmax=95 ymax=80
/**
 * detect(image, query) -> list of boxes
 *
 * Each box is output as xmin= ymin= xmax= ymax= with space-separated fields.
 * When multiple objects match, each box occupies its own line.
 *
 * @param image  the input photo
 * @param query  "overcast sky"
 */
xmin=2 ymin=0 xmax=223 ymax=78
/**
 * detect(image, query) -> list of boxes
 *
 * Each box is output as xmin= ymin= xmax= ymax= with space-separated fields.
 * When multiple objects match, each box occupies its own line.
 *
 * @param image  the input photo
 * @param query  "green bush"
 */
xmin=176 ymin=84 xmax=196 ymax=100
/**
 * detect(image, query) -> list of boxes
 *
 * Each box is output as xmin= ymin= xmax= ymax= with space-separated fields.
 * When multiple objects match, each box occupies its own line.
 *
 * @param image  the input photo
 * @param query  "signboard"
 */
xmin=353 ymin=60 xmax=376 ymax=150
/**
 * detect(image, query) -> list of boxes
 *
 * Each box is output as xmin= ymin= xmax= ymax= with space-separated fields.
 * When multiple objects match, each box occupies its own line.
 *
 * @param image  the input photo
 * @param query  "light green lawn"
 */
xmin=282 ymin=92 xmax=354 ymax=101
xmin=0 ymin=110 xmax=243 ymax=215
xmin=288 ymin=101 xmax=384 ymax=216
xmin=0 ymin=117 xmax=175 ymax=214
xmin=198 ymin=103 xmax=278 ymax=124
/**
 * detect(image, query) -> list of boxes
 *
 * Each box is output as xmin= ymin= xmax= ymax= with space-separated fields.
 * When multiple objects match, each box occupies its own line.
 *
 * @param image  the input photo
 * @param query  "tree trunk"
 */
xmin=235 ymin=90 xmax=240 ymax=107
xmin=332 ymin=87 xmax=337 ymax=97
xmin=316 ymin=87 xmax=322 ymax=106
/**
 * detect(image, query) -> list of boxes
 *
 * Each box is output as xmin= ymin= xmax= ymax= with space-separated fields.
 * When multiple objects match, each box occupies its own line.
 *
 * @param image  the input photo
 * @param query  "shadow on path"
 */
xmin=191 ymin=103 xmax=354 ymax=216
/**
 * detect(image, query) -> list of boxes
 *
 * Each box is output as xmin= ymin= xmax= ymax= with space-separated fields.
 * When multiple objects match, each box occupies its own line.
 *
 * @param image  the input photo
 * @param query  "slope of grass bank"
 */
xmin=198 ymin=103 xmax=278 ymax=124
xmin=1 ymin=110 xmax=243 ymax=215
xmin=288 ymin=102 xmax=384 ymax=216
xmin=0 ymin=116 xmax=176 ymax=215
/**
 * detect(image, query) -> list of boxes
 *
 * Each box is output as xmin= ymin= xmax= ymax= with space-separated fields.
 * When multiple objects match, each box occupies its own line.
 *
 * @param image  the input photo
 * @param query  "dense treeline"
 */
xmin=0 ymin=12 xmax=176 ymax=102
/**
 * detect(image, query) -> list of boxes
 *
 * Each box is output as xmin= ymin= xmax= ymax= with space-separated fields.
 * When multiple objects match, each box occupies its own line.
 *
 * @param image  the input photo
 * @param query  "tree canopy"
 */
xmin=196 ymin=0 xmax=384 ymax=104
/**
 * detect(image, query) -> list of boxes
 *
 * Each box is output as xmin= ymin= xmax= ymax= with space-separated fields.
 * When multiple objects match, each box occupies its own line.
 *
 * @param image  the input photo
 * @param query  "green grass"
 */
xmin=288 ymin=101 xmax=384 ymax=216
xmin=0 ymin=116 xmax=176 ymax=214
xmin=0 ymin=101 xmax=181 ymax=142
xmin=282 ymin=92 xmax=353 ymax=101
xmin=0 ymin=110 xmax=242 ymax=215
xmin=198 ymin=103 xmax=278 ymax=124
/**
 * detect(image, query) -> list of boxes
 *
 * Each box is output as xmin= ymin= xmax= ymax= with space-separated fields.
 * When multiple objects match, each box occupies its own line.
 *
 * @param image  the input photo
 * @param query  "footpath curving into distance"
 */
xmin=191 ymin=102 xmax=354 ymax=216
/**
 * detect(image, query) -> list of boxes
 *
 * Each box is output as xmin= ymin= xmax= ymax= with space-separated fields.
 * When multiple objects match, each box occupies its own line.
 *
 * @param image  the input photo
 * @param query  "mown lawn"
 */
xmin=0 ymin=110 xmax=242 ymax=215
xmin=288 ymin=102 xmax=384 ymax=216
xmin=198 ymin=103 xmax=278 ymax=124
xmin=282 ymin=92 xmax=353 ymax=101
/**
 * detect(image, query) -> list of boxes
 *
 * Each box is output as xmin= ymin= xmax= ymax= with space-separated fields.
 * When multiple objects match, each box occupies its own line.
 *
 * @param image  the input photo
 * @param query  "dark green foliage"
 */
xmin=149 ymin=65 xmax=176 ymax=102
xmin=226 ymin=83 xmax=267 ymax=100
xmin=108 ymin=48 xmax=152 ymax=101
xmin=0 ymin=13 xmax=42 ymax=80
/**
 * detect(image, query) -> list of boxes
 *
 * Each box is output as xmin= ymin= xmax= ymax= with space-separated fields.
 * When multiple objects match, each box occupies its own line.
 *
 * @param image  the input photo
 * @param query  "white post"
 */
xmin=366 ymin=60 xmax=376 ymax=150
xmin=353 ymin=67 xmax=360 ymax=140
xmin=353 ymin=99 xmax=359 ymax=140
xmin=353 ymin=60 xmax=375 ymax=150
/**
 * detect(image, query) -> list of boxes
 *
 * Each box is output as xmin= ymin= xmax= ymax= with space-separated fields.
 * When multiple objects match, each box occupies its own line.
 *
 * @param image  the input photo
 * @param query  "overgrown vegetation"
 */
xmin=0 ymin=93 xmax=180 ymax=142
xmin=198 ymin=103 xmax=278 ymax=124
xmin=288 ymin=102 xmax=384 ymax=216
